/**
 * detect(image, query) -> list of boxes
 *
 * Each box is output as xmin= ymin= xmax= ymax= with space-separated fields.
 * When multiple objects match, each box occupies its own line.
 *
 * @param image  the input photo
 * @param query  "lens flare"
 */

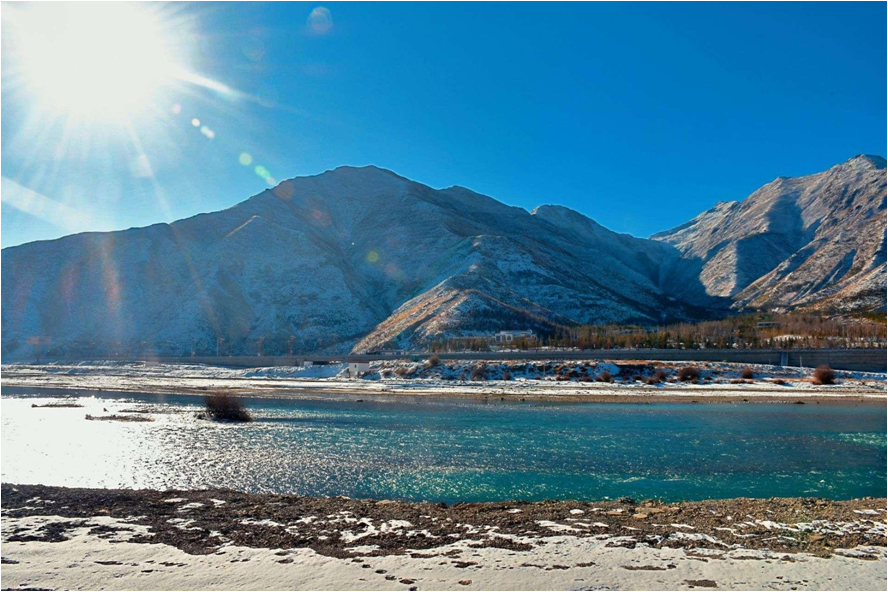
xmin=307 ymin=7 xmax=333 ymax=35
xmin=11 ymin=3 xmax=184 ymax=121
xmin=3 ymin=1 xmax=304 ymax=246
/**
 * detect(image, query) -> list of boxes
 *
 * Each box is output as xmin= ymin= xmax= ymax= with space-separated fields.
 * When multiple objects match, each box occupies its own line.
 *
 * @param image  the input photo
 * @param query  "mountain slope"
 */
xmin=1 ymin=166 xmax=710 ymax=358
xmin=2 ymin=156 xmax=883 ymax=359
xmin=651 ymin=155 xmax=886 ymax=312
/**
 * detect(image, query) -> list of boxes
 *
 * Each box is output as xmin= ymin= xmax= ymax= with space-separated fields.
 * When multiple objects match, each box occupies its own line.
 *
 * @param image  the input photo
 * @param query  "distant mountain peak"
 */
xmin=531 ymin=204 xmax=581 ymax=217
xmin=531 ymin=204 xmax=602 ymax=224
xmin=848 ymin=154 xmax=887 ymax=169
xmin=329 ymin=163 xmax=391 ymax=173
xmin=269 ymin=164 xmax=411 ymax=191
xmin=320 ymin=164 xmax=406 ymax=180
xmin=652 ymin=154 xmax=886 ymax=308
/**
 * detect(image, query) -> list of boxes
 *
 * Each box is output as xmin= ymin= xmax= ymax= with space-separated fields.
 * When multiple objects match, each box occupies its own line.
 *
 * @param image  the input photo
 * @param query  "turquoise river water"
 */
xmin=1 ymin=388 xmax=885 ymax=503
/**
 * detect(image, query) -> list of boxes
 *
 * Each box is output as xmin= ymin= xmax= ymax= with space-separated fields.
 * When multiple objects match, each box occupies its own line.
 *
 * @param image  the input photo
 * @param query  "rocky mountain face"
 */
xmin=0 ymin=166 xmax=713 ymax=357
xmin=2 ymin=156 xmax=884 ymax=357
xmin=651 ymin=155 xmax=886 ymax=313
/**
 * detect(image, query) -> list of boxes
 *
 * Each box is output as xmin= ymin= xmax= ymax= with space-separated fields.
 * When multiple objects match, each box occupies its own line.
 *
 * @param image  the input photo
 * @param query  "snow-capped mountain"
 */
xmin=651 ymin=155 xmax=886 ymax=313
xmin=2 ymin=156 xmax=884 ymax=357
xmin=0 ymin=166 xmax=708 ymax=357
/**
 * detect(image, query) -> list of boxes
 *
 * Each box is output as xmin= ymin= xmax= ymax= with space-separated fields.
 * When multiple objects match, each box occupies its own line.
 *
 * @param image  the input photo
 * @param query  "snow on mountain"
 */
xmin=2 ymin=156 xmax=884 ymax=358
xmin=652 ymin=155 xmax=886 ymax=312
xmin=1 ymin=166 xmax=705 ymax=358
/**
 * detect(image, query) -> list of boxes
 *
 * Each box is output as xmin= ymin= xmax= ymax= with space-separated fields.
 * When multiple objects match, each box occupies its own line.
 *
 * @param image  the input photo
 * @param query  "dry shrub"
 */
xmin=812 ymin=365 xmax=835 ymax=385
xmin=394 ymin=366 xmax=411 ymax=377
xmin=424 ymin=355 xmax=441 ymax=369
xmin=501 ymin=369 xmax=512 ymax=380
xmin=470 ymin=365 xmax=487 ymax=380
xmin=204 ymin=393 xmax=252 ymax=422
xmin=773 ymin=378 xmax=786 ymax=385
xmin=677 ymin=366 xmax=700 ymax=382
xmin=741 ymin=367 xmax=755 ymax=380
xmin=646 ymin=368 xmax=666 ymax=385
xmin=596 ymin=371 xmax=614 ymax=383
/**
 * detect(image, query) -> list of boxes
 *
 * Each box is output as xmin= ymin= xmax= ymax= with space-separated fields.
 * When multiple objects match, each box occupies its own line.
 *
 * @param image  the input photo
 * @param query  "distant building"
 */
xmin=773 ymin=334 xmax=805 ymax=342
xmin=494 ymin=330 xmax=534 ymax=344
xmin=347 ymin=361 xmax=371 ymax=376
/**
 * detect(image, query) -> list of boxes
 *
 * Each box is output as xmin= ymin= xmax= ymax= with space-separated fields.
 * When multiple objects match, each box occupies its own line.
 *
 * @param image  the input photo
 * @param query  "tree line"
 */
xmin=427 ymin=312 xmax=886 ymax=352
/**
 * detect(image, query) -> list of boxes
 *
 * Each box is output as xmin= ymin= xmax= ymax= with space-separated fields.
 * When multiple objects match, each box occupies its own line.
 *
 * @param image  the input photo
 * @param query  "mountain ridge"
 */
xmin=2 ymin=155 xmax=884 ymax=357
xmin=651 ymin=154 xmax=886 ymax=312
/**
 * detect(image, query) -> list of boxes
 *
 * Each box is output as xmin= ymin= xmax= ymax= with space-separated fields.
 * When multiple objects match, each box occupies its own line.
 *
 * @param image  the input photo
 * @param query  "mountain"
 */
xmin=651 ymin=155 xmax=886 ymax=313
xmin=0 ymin=166 xmax=714 ymax=358
xmin=2 ymin=156 xmax=884 ymax=358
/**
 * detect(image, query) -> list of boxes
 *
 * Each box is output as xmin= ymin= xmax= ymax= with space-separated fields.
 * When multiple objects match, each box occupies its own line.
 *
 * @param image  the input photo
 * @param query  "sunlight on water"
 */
xmin=2 ymin=389 xmax=885 ymax=503
xmin=831 ymin=431 xmax=887 ymax=448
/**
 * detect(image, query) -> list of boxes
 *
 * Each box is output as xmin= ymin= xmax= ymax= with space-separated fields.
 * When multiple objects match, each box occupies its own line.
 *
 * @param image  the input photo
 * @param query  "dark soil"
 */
xmin=2 ymin=484 xmax=884 ymax=560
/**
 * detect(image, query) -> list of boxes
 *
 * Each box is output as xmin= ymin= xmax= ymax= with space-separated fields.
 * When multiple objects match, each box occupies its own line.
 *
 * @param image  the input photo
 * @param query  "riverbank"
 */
xmin=1 ymin=360 xmax=885 ymax=404
xmin=2 ymin=484 xmax=885 ymax=590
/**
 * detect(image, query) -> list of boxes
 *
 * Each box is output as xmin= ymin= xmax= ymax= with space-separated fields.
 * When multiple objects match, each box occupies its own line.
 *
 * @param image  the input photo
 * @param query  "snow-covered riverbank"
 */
xmin=2 ymin=484 xmax=886 ymax=591
xmin=2 ymin=360 xmax=885 ymax=403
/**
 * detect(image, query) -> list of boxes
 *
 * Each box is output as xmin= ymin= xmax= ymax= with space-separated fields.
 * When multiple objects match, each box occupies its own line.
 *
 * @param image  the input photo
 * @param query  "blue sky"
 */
xmin=2 ymin=2 xmax=885 ymax=248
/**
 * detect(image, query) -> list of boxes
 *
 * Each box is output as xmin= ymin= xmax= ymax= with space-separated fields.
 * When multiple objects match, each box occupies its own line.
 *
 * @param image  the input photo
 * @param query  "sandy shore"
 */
xmin=2 ymin=484 xmax=885 ymax=591
xmin=1 ymin=360 xmax=885 ymax=404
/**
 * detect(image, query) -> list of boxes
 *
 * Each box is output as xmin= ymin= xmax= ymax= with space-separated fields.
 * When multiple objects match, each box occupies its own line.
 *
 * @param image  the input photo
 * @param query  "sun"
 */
xmin=10 ymin=3 xmax=185 ymax=121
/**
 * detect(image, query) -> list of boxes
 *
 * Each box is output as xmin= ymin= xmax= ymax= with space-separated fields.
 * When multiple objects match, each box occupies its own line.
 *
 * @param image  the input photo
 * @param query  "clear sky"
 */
xmin=2 ymin=2 xmax=885 ymax=248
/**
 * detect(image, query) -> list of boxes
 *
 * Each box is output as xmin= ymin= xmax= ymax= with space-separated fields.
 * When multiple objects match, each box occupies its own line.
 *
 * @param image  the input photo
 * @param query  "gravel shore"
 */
xmin=2 ymin=484 xmax=885 ymax=590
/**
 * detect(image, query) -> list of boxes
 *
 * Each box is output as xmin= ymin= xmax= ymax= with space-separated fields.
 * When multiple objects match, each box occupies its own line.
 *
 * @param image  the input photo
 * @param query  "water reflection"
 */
xmin=2 ymin=388 xmax=885 ymax=503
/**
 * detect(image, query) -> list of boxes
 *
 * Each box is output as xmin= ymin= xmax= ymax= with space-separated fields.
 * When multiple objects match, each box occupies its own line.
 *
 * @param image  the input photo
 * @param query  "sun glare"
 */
xmin=13 ymin=3 xmax=183 ymax=121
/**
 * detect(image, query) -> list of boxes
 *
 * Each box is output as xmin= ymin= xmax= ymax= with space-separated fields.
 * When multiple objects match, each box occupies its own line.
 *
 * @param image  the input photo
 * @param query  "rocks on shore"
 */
xmin=1 ymin=483 xmax=884 ymax=561
xmin=84 ymin=414 xmax=154 ymax=422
